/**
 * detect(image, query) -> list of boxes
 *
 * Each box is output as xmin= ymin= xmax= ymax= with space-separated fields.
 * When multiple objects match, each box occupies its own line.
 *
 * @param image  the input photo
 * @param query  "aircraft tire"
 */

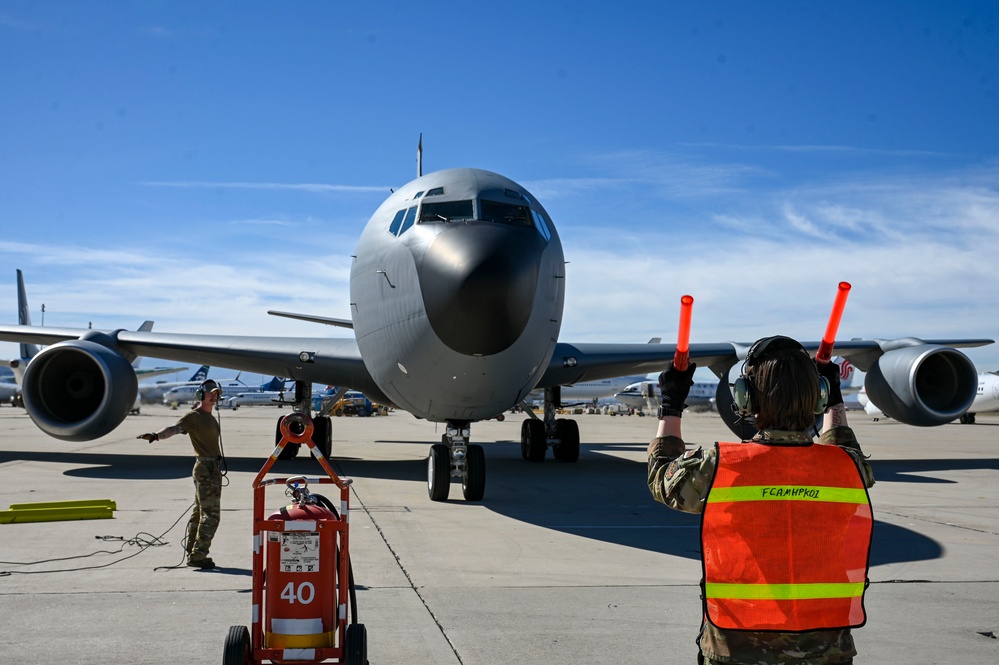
xmin=222 ymin=625 xmax=250 ymax=665
xmin=344 ymin=623 xmax=367 ymax=665
xmin=524 ymin=419 xmax=547 ymax=462
xmin=961 ymin=412 xmax=976 ymax=424
xmin=553 ymin=418 xmax=580 ymax=462
xmin=275 ymin=419 xmax=301 ymax=460
xmin=520 ymin=420 xmax=530 ymax=460
xmin=312 ymin=416 xmax=333 ymax=458
xmin=428 ymin=443 xmax=451 ymax=501
xmin=462 ymin=444 xmax=486 ymax=501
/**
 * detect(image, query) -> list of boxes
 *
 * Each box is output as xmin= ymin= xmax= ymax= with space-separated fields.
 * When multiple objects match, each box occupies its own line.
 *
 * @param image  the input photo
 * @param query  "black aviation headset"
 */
xmin=732 ymin=335 xmax=829 ymax=417
xmin=195 ymin=379 xmax=222 ymax=401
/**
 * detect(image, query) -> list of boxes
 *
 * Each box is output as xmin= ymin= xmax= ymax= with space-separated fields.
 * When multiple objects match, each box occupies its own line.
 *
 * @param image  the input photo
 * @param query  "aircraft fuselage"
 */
xmin=350 ymin=169 xmax=565 ymax=422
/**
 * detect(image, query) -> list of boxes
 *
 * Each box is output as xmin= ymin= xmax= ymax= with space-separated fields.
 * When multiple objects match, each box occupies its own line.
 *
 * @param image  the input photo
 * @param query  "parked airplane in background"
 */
xmin=0 ymin=166 xmax=992 ymax=502
xmin=859 ymin=371 xmax=999 ymax=424
xmin=162 ymin=376 xmax=287 ymax=405
xmin=1 ymin=377 xmax=18 ymax=406
xmin=224 ymin=389 xmax=292 ymax=408
xmin=138 ymin=365 xmax=210 ymax=403
xmin=614 ymin=378 xmax=719 ymax=413
xmin=528 ymin=373 xmax=648 ymax=405
xmin=614 ymin=357 xmax=858 ymax=415
xmin=961 ymin=372 xmax=999 ymax=423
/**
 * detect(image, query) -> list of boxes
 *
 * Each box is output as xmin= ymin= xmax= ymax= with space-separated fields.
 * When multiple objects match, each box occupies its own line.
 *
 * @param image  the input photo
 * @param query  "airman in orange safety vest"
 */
xmin=648 ymin=336 xmax=875 ymax=665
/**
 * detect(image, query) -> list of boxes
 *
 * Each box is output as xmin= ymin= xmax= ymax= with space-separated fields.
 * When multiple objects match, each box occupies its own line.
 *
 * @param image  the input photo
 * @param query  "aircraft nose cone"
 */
xmin=419 ymin=224 xmax=544 ymax=356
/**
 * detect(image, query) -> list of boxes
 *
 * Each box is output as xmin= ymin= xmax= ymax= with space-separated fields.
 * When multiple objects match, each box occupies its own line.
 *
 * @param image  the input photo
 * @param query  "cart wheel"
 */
xmin=344 ymin=623 xmax=367 ymax=665
xmin=223 ymin=625 xmax=251 ymax=665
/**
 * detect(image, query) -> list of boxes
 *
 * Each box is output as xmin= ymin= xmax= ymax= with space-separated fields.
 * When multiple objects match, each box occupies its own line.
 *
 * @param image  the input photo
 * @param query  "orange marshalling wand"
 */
xmin=673 ymin=295 xmax=694 ymax=371
xmin=816 ymin=282 xmax=851 ymax=364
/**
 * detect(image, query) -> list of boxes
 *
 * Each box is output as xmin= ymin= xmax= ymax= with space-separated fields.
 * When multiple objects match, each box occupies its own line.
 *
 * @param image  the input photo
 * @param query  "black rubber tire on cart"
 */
xmin=222 ymin=625 xmax=250 ymax=665
xmin=344 ymin=623 xmax=368 ymax=665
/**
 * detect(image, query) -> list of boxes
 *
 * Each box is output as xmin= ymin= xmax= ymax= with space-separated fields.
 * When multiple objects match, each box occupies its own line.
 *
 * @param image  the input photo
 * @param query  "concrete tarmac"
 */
xmin=1 ymin=404 xmax=997 ymax=664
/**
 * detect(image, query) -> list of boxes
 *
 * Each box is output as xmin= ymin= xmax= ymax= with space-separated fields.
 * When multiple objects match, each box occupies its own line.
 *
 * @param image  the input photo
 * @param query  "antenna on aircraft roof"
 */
xmin=417 ymin=133 xmax=423 ymax=178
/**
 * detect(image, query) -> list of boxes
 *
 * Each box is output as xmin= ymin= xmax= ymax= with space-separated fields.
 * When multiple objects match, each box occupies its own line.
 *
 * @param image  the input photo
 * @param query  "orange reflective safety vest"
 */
xmin=701 ymin=441 xmax=872 ymax=632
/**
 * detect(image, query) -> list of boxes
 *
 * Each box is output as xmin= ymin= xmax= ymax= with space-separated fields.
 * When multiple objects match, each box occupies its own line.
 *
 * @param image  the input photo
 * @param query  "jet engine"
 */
xmin=21 ymin=334 xmax=138 ymax=441
xmin=865 ymin=344 xmax=978 ymax=426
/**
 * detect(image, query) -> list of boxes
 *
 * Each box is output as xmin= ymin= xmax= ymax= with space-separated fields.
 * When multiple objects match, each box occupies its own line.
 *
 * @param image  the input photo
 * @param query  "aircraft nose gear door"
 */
xmin=428 ymin=421 xmax=485 ymax=502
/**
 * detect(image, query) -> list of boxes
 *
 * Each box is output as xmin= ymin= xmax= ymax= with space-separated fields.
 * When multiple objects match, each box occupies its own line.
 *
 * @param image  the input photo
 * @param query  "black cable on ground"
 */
xmin=0 ymin=502 xmax=194 ymax=576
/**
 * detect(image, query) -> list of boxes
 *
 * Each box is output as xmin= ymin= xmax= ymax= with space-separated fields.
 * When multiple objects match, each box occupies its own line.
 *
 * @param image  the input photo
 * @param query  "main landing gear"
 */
xmin=520 ymin=386 xmax=580 ymax=463
xmin=427 ymin=420 xmax=486 ymax=502
xmin=272 ymin=382 xmax=342 ymax=460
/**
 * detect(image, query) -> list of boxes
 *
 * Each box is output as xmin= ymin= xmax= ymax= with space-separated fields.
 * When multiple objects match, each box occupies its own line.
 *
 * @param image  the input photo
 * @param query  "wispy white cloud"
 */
xmin=525 ymin=149 xmax=772 ymax=201
xmin=4 ymin=160 xmax=998 ymax=373
xmin=140 ymin=181 xmax=390 ymax=194
xmin=557 ymin=160 xmax=999 ymax=369
xmin=0 ymin=14 xmax=37 ymax=31
xmin=677 ymin=142 xmax=950 ymax=158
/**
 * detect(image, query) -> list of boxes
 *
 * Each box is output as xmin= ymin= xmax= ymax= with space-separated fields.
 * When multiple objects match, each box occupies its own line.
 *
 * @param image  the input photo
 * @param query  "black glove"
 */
xmin=815 ymin=360 xmax=844 ymax=408
xmin=658 ymin=361 xmax=697 ymax=418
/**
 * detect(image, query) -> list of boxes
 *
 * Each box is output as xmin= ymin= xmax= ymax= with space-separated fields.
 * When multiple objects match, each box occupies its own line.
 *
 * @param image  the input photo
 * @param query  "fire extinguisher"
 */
xmin=263 ymin=477 xmax=357 ymax=650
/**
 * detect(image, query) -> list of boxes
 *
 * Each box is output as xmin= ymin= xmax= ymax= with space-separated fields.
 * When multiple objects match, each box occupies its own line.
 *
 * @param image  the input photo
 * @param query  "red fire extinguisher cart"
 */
xmin=224 ymin=412 xmax=367 ymax=665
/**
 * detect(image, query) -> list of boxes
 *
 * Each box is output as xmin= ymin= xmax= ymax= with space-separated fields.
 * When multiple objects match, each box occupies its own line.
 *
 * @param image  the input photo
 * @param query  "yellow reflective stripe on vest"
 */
xmin=707 ymin=485 xmax=869 ymax=504
xmin=705 ymin=582 xmax=866 ymax=600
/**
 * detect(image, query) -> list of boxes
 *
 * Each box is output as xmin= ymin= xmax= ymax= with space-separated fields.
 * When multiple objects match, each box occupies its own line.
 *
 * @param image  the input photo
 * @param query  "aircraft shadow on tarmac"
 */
xmin=6 ymin=443 xmax=995 ymax=567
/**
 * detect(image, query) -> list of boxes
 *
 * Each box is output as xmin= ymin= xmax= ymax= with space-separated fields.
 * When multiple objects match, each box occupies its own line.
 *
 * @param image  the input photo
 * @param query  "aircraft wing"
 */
xmin=0 ymin=324 xmax=383 ymax=399
xmin=135 ymin=366 xmax=190 ymax=380
xmin=537 ymin=341 xmax=737 ymax=387
xmin=538 ymin=337 xmax=995 ymax=387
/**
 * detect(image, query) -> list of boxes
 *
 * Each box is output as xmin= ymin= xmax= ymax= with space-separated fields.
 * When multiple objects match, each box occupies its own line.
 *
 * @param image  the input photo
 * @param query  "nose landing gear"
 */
xmin=427 ymin=421 xmax=486 ymax=502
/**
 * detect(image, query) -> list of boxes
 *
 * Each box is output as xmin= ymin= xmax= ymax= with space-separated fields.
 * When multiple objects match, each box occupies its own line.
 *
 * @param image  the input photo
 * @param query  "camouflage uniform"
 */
xmin=177 ymin=409 xmax=223 ymax=562
xmin=649 ymin=427 xmax=875 ymax=665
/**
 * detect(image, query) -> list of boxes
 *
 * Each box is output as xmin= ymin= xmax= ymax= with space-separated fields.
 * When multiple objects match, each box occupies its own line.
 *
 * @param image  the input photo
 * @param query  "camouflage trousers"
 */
xmin=186 ymin=459 xmax=222 ymax=560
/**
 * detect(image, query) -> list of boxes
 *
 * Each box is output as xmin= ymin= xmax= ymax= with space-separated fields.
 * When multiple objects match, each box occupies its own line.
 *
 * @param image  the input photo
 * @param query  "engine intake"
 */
xmin=22 ymin=338 xmax=138 ymax=441
xmin=865 ymin=344 xmax=977 ymax=426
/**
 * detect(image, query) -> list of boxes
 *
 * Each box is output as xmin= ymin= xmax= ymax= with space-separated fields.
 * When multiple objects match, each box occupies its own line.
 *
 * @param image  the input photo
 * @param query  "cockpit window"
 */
xmin=398 ymin=206 xmax=418 ymax=235
xmin=531 ymin=209 xmax=552 ymax=241
xmin=480 ymin=199 xmax=532 ymax=227
xmin=388 ymin=209 xmax=406 ymax=235
xmin=420 ymin=200 xmax=474 ymax=223
xmin=425 ymin=187 xmax=445 ymax=197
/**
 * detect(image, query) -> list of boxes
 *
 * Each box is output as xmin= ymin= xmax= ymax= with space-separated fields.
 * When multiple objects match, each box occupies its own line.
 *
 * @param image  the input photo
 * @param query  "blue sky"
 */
xmin=2 ymin=1 xmax=998 ymax=381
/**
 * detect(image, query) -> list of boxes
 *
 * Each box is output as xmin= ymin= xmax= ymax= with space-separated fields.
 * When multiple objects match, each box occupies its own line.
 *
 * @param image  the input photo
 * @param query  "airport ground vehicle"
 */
xmin=314 ymin=390 xmax=387 ymax=418
xmin=224 ymin=413 xmax=366 ymax=665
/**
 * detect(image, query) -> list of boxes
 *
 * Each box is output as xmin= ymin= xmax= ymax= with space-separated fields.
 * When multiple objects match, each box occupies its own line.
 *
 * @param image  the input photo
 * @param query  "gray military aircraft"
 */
xmin=0 ymin=168 xmax=992 ymax=502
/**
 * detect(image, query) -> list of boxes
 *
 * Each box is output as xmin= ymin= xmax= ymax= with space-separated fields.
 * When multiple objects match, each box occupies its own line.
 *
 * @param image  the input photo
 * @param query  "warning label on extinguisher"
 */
xmin=279 ymin=532 xmax=320 ymax=573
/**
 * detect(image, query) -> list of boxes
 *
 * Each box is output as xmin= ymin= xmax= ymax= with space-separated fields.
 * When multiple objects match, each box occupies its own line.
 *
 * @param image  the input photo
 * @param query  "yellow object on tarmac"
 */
xmin=0 ymin=499 xmax=117 ymax=524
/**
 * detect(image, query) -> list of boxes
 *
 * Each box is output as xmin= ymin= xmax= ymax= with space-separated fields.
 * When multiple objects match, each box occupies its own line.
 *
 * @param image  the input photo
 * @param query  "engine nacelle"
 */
xmin=21 ymin=336 xmax=138 ymax=441
xmin=865 ymin=344 xmax=977 ymax=426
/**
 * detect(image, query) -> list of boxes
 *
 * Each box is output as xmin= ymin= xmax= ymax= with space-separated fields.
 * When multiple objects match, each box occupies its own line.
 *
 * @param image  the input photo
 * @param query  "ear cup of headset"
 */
xmin=733 ymin=376 xmax=753 ymax=416
xmin=814 ymin=375 xmax=830 ymax=415
xmin=196 ymin=380 xmax=216 ymax=401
